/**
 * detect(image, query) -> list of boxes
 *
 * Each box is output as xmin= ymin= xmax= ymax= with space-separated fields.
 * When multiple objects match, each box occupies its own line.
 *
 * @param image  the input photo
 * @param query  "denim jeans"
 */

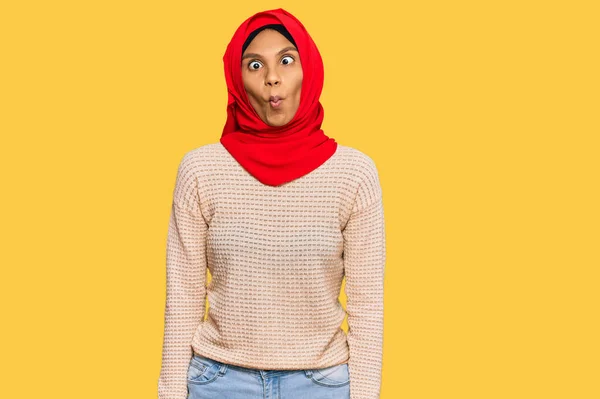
xmin=187 ymin=353 xmax=351 ymax=399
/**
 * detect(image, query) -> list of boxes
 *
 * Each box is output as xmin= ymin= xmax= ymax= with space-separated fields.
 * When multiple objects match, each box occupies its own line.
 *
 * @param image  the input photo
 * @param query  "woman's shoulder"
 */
xmin=334 ymin=144 xmax=383 ymax=212
xmin=172 ymin=143 xmax=227 ymax=183
xmin=334 ymin=143 xmax=381 ymax=181
xmin=180 ymin=142 xmax=226 ymax=164
xmin=185 ymin=142 xmax=224 ymax=158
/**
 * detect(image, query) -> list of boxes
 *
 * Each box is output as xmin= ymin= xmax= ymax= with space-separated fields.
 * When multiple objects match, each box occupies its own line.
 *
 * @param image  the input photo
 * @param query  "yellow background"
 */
xmin=1 ymin=1 xmax=599 ymax=398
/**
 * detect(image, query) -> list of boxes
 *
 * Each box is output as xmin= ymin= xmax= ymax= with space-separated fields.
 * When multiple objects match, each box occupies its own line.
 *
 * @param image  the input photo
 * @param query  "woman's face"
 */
xmin=241 ymin=29 xmax=303 ymax=127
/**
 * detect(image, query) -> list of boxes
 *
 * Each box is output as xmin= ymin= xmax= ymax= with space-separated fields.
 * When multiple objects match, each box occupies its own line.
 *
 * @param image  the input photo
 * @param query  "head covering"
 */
xmin=220 ymin=8 xmax=338 ymax=186
xmin=242 ymin=24 xmax=297 ymax=55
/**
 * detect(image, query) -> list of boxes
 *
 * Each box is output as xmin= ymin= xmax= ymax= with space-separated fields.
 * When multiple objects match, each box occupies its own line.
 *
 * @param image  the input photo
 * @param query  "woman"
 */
xmin=158 ymin=8 xmax=386 ymax=399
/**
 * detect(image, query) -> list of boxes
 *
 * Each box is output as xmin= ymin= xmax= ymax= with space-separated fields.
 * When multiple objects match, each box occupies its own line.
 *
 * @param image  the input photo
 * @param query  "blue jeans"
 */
xmin=187 ymin=353 xmax=351 ymax=399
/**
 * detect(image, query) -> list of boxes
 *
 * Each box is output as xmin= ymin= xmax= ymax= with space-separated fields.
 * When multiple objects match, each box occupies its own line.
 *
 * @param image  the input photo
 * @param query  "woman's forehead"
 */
xmin=244 ymin=30 xmax=295 ymax=52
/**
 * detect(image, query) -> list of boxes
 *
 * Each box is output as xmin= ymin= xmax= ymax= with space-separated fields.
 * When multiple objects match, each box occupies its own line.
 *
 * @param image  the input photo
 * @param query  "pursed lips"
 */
xmin=269 ymin=96 xmax=283 ymax=108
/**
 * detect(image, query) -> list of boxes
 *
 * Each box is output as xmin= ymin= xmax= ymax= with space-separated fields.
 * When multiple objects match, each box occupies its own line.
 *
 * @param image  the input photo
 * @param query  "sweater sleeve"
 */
xmin=158 ymin=153 xmax=208 ymax=399
xmin=343 ymin=157 xmax=386 ymax=399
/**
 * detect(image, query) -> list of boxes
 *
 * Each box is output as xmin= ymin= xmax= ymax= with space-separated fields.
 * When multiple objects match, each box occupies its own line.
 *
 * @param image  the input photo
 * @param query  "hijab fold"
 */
xmin=220 ymin=8 xmax=337 ymax=186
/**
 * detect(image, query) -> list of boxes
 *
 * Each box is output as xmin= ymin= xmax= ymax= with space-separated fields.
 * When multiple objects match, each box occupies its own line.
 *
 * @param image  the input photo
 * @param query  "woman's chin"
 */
xmin=264 ymin=113 xmax=291 ymax=127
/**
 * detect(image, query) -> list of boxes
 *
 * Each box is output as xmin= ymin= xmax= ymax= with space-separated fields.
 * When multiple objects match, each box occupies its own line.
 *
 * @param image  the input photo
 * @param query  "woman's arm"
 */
xmin=343 ymin=156 xmax=386 ymax=399
xmin=158 ymin=153 xmax=208 ymax=399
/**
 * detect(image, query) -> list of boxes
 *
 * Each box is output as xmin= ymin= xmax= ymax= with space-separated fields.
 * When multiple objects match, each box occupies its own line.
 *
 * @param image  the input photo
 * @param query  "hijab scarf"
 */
xmin=220 ymin=8 xmax=338 ymax=186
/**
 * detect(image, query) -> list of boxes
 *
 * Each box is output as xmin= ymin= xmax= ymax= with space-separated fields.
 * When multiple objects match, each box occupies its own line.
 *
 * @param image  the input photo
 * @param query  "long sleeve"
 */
xmin=343 ymin=158 xmax=386 ymax=399
xmin=158 ymin=153 xmax=208 ymax=399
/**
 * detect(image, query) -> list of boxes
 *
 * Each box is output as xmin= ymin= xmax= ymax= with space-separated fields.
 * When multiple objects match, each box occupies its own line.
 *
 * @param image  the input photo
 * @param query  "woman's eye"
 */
xmin=281 ymin=55 xmax=294 ymax=65
xmin=249 ymin=61 xmax=262 ymax=70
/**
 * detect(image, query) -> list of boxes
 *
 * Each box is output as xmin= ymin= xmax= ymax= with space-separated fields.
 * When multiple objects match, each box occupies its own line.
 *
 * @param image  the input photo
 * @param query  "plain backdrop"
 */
xmin=1 ymin=1 xmax=598 ymax=398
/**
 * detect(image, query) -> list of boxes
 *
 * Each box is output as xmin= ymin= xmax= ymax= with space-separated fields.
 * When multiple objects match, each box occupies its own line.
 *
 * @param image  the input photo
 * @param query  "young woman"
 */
xmin=158 ymin=8 xmax=386 ymax=399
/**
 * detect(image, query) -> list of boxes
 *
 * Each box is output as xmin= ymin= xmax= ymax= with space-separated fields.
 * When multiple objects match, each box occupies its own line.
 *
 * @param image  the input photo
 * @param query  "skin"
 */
xmin=241 ymin=29 xmax=303 ymax=127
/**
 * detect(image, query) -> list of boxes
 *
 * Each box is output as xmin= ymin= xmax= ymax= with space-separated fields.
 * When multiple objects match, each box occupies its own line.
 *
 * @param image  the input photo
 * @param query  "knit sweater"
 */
xmin=158 ymin=142 xmax=386 ymax=399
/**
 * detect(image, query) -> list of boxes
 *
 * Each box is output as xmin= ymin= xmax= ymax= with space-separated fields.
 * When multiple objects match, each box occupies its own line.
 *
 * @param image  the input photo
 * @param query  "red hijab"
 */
xmin=220 ymin=8 xmax=338 ymax=186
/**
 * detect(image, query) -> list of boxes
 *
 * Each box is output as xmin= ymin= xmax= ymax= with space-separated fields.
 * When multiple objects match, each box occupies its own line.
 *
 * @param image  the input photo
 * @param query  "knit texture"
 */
xmin=158 ymin=142 xmax=386 ymax=399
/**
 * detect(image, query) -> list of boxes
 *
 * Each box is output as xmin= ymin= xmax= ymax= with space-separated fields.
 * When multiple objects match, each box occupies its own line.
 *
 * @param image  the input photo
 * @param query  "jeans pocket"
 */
xmin=187 ymin=354 xmax=227 ymax=385
xmin=308 ymin=363 xmax=350 ymax=387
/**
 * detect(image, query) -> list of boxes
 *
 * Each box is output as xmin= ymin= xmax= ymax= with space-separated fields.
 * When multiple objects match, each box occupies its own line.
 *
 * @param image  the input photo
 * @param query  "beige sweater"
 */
xmin=158 ymin=142 xmax=386 ymax=399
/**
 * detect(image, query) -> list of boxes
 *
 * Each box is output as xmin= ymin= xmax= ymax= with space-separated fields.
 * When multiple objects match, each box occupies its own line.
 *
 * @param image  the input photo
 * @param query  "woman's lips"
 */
xmin=270 ymin=99 xmax=283 ymax=108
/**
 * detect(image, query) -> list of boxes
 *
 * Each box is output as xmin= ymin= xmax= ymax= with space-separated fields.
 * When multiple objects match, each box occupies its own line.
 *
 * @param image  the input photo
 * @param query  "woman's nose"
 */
xmin=265 ymin=70 xmax=280 ymax=86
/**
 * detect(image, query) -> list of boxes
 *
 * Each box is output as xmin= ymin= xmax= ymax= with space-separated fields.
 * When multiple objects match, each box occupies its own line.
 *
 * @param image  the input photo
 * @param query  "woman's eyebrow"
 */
xmin=242 ymin=46 xmax=298 ymax=61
